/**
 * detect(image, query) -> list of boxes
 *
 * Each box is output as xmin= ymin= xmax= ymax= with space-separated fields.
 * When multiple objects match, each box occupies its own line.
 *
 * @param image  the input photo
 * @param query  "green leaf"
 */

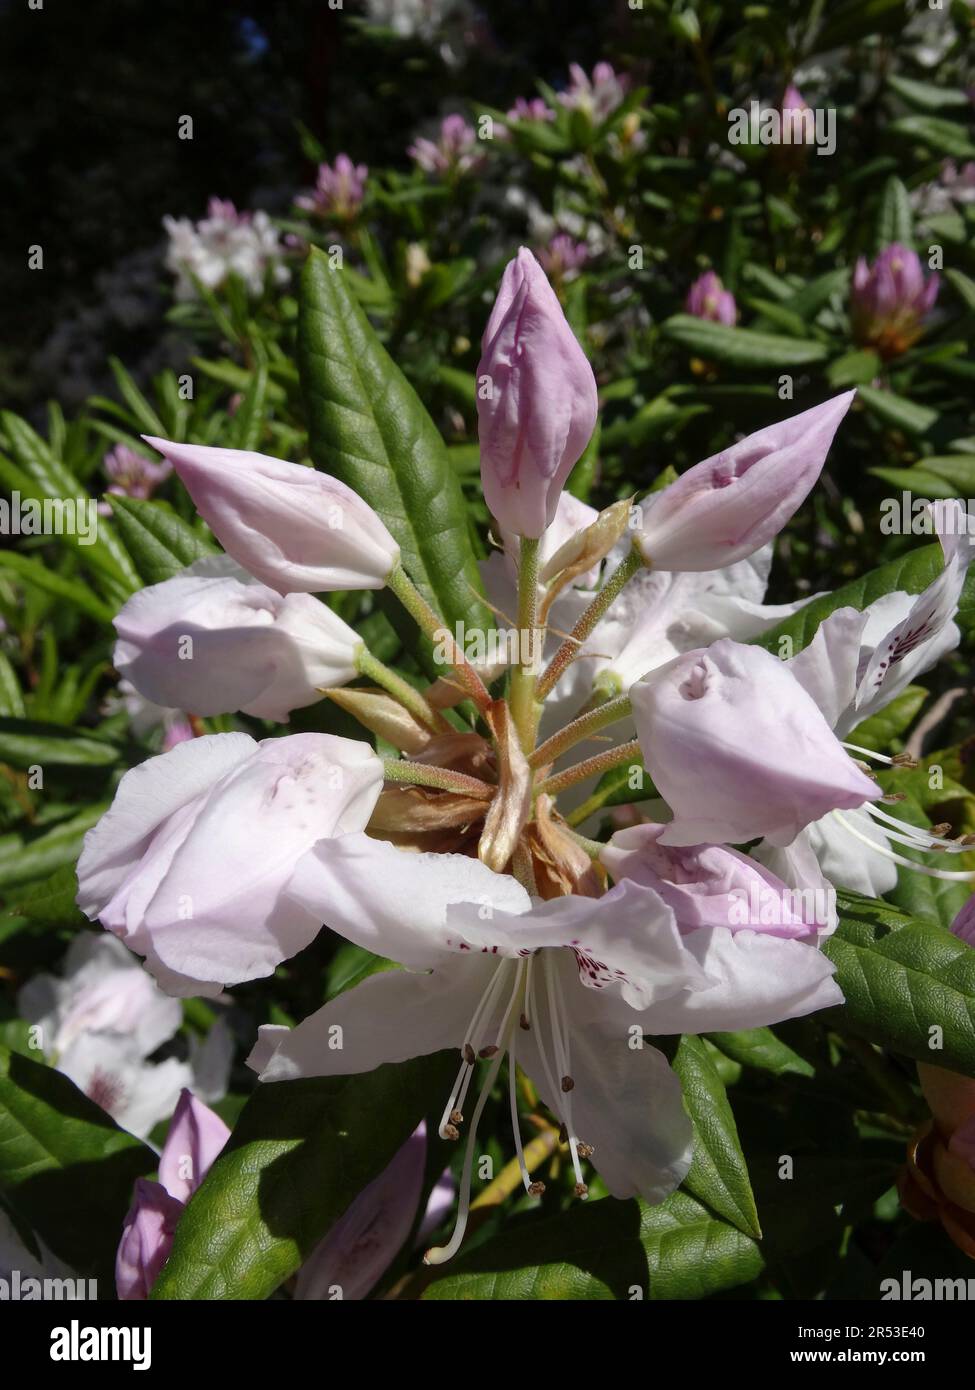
xmin=945 ymin=269 xmax=975 ymax=314
xmin=151 ymin=1051 xmax=455 ymax=1300
xmin=108 ymin=496 xmax=215 ymax=585
xmin=875 ymin=175 xmax=913 ymax=249
xmin=0 ymin=654 xmax=26 ymax=718
xmin=706 ymin=1027 xmax=815 ymax=1078
xmin=826 ymin=348 xmax=882 ymax=387
xmin=660 ymin=315 xmax=828 ymax=368
xmin=298 ymin=250 xmax=491 ymax=665
xmin=0 ymin=551 xmax=115 ymax=624
xmin=0 ymin=1044 xmax=155 ymax=1283
xmin=422 ymin=1190 xmax=763 ymax=1300
xmin=857 ymin=384 xmax=937 ymax=435
xmin=879 ymin=771 xmax=974 ymax=931
xmin=668 ymin=1035 xmax=761 ymax=1239
xmin=14 ymin=865 xmax=87 ymax=927
xmin=890 ymin=115 xmax=975 ymax=161
xmin=887 ymin=75 xmax=971 ymax=112
xmin=228 ymin=361 xmax=269 ymax=452
xmin=108 ymin=357 xmax=166 ymax=436
xmin=920 ymin=456 xmax=975 ymax=492
xmin=845 ymin=684 xmax=927 ymax=751
xmin=823 ymin=892 xmax=975 ymax=1076
xmin=0 ymin=718 xmax=122 ymax=768
xmin=0 ymin=804 xmax=109 ymax=891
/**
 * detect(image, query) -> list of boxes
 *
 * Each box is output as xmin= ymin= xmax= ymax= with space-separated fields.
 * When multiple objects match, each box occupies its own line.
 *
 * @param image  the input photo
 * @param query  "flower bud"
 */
xmin=633 ymin=392 xmax=854 ymax=572
xmin=850 ymin=244 xmax=939 ymax=359
xmin=685 ymin=271 xmax=737 ymax=326
xmin=476 ymin=248 xmax=598 ymax=539
xmin=143 ymin=437 xmax=400 ymax=593
xmin=630 ymin=639 xmax=878 ymax=848
xmin=113 ymin=556 xmax=363 ymax=722
xmin=115 ymin=1179 xmax=184 ymax=1300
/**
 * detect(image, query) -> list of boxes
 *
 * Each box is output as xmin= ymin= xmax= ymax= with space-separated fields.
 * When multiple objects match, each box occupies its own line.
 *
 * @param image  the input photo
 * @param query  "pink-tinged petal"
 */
xmin=158 ymin=1090 xmax=230 ymax=1203
xmin=631 ymin=640 xmax=878 ymax=847
xmin=283 ymin=832 xmax=530 ymax=971
xmin=518 ymin=953 xmax=693 ymax=1202
xmin=115 ymin=1179 xmax=184 ymax=1300
xmin=634 ymin=393 xmax=854 ymax=572
xmin=445 ymin=879 xmax=712 ymax=1011
xmin=250 ymin=956 xmax=498 ymax=1082
xmin=476 ymin=248 xmax=598 ymax=538
xmin=113 ymin=556 xmax=362 ymax=722
xmin=143 ymin=735 xmax=383 ymax=987
xmin=76 ymin=733 xmax=257 ymax=934
xmin=601 ymin=823 xmax=820 ymax=938
xmin=786 ymin=605 xmax=867 ymax=732
xmin=636 ymin=926 xmax=843 ymax=1034
xmin=143 ymin=438 xmax=400 ymax=593
xmin=294 ymin=1124 xmax=426 ymax=1300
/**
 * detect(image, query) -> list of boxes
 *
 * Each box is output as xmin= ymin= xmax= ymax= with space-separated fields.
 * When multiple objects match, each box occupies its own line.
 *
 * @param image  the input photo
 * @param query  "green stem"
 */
xmin=381 ymin=757 xmax=495 ymax=800
xmin=535 ymin=738 xmax=642 ymax=799
xmin=509 ymin=536 xmax=541 ymax=754
xmin=535 ymin=547 xmax=642 ymax=701
xmin=529 ymin=694 xmax=632 ymax=770
xmin=386 ymin=563 xmax=492 ymax=712
xmin=356 ymin=647 xmax=446 ymax=733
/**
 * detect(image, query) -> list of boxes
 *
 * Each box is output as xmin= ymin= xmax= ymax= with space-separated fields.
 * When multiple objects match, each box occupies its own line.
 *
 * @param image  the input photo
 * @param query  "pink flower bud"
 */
xmin=113 ymin=557 xmax=363 ymax=722
xmin=631 ymin=640 xmax=878 ymax=848
xmin=634 ymin=392 xmax=854 ymax=571
xmin=143 ymin=438 xmax=400 ymax=593
xmin=685 ymin=271 xmax=737 ymax=325
xmin=158 ymin=1089 xmax=231 ymax=1204
xmin=850 ymin=244 xmax=939 ymax=358
xmin=476 ymin=248 xmax=598 ymax=538
xmin=115 ymin=1179 xmax=184 ymax=1300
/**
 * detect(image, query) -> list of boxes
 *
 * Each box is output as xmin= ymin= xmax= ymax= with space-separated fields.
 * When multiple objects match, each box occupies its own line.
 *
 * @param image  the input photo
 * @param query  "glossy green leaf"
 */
xmin=668 ymin=1035 xmax=761 ymax=1239
xmin=422 ymin=1190 xmax=763 ymax=1300
xmin=823 ymin=892 xmax=975 ymax=1076
xmin=661 ymin=315 xmax=829 ymax=368
xmin=875 ymin=175 xmax=913 ymax=249
xmin=108 ymin=495 xmax=215 ymax=585
xmin=706 ymin=1027 xmax=815 ymax=1078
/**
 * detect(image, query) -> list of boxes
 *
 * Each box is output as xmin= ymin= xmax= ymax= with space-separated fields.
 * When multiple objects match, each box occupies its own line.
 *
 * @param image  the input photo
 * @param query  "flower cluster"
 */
xmin=163 ymin=198 xmax=290 ymax=301
xmin=77 ymin=249 xmax=974 ymax=1274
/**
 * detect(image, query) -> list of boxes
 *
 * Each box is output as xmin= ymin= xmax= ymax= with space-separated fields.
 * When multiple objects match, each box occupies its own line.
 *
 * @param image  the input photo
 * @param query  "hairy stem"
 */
xmin=535 ymin=738 xmax=642 ymax=798
xmin=382 ymin=757 xmax=495 ymax=799
xmin=387 ymin=563 xmax=492 ymax=712
xmin=535 ymin=547 xmax=642 ymax=700
xmin=356 ymin=647 xmax=447 ymax=733
xmin=529 ymin=693 xmax=632 ymax=769
xmin=509 ymin=536 xmax=541 ymax=754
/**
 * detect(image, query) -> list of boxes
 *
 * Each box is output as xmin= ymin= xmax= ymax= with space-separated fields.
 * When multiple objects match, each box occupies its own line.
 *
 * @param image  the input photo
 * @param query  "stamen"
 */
xmin=833 ymin=810 xmax=975 ymax=881
xmin=842 ymin=741 xmax=918 ymax=769
xmin=438 ymin=961 xmax=513 ymax=1139
xmin=864 ymin=802 xmax=965 ymax=851
xmin=543 ymin=957 xmax=588 ymax=1196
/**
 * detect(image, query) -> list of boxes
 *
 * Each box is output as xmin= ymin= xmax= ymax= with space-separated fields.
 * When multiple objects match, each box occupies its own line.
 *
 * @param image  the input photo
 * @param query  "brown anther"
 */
xmin=891 ymin=753 xmax=919 ymax=768
xmin=558 ymin=1123 xmax=568 ymax=1144
xmin=519 ymin=1013 xmax=530 ymax=1031
xmin=463 ymin=1043 xmax=476 ymax=1065
xmin=881 ymin=792 xmax=907 ymax=804
xmin=577 ymin=1142 xmax=594 ymax=1159
xmin=961 ymin=834 xmax=975 ymax=846
xmin=930 ymin=823 xmax=952 ymax=837
xmin=479 ymin=1044 xmax=499 ymax=1059
xmin=574 ymin=1182 xmax=589 ymax=1199
xmin=443 ymin=1123 xmax=460 ymax=1141
xmin=561 ymin=1074 xmax=575 ymax=1093
xmin=450 ymin=1109 xmax=464 ymax=1126
xmin=528 ymin=1181 xmax=546 ymax=1197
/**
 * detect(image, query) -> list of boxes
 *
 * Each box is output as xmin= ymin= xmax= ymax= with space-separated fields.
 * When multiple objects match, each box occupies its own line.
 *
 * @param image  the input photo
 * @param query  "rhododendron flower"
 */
xmin=113 ymin=556 xmax=363 ymax=721
xmin=76 ymin=732 xmax=383 ymax=994
xmin=506 ymin=96 xmax=555 ymax=124
xmin=477 ymin=248 xmax=598 ymax=537
xmin=633 ymin=392 xmax=855 ymax=572
xmin=163 ymin=198 xmax=289 ymax=301
xmin=536 ymin=233 xmax=589 ymax=283
xmin=850 ymin=244 xmax=940 ymax=358
xmin=17 ymin=934 xmax=230 ymax=1138
xmin=685 ymin=270 xmax=737 ymax=325
xmin=408 ymin=114 xmax=485 ymax=177
xmin=143 ymin=438 xmax=401 ymax=593
xmin=295 ymin=154 xmax=368 ymax=221
xmin=560 ymin=62 xmax=628 ymax=120
xmin=99 ymin=444 xmax=171 ymax=515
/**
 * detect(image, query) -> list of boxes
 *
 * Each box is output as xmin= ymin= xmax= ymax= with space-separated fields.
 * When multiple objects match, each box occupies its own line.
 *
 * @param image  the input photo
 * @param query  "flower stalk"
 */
xmin=381 ymin=757 xmax=496 ymax=800
xmin=386 ymin=563 xmax=493 ymax=712
xmin=536 ymin=546 xmax=642 ymax=700
xmin=535 ymin=738 xmax=642 ymax=798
